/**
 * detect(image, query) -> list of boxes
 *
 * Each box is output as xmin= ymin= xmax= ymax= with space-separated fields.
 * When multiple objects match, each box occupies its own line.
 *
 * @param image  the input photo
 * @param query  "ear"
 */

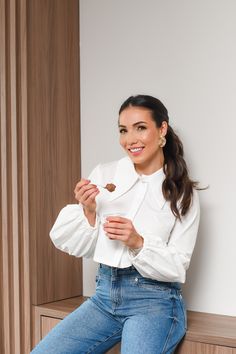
xmin=160 ymin=121 xmax=168 ymax=137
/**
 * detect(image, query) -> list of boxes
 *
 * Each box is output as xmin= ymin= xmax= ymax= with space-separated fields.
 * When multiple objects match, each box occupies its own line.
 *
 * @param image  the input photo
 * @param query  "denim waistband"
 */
xmin=99 ymin=263 xmax=181 ymax=290
xmin=99 ymin=263 xmax=137 ymax=275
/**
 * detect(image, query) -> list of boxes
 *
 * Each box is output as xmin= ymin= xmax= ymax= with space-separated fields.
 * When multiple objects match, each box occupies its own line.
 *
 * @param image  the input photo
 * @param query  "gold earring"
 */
xmin=159 ymin=135 xmax=166 ymax=148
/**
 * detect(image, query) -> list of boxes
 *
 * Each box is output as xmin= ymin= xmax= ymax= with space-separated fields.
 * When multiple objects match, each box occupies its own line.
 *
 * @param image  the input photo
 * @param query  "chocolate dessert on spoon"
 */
xmin=96 ymin=183 xmax=116 ymax=192
xmin=105 ymin=183 xmax=116 ymax=192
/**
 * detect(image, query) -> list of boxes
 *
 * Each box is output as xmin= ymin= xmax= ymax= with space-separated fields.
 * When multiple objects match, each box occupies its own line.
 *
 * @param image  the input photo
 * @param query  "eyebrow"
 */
xmin=118 ymin=121 xmax=147 ymax=128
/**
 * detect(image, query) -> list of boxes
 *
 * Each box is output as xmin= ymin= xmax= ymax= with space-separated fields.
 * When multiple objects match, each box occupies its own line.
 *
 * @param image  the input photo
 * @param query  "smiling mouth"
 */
xmin=128 ymin=147 xmax=144 ymax=154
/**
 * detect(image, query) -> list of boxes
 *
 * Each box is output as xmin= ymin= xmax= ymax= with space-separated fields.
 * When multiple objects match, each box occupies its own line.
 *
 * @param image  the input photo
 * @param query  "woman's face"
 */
xmin=119 ymin=106 xmax=167 ymax=174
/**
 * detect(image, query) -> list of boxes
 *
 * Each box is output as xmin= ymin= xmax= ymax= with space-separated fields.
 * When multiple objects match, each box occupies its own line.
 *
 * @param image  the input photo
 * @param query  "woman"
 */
xmin=31 ymin=95 xmax=200 ymax=354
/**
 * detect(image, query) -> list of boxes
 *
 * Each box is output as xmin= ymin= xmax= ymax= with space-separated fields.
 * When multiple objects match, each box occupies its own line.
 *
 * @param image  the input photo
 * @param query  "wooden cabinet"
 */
xmin=41 ymin=317 xmax=61 ymax=339
xmin=27 ymin=0 xmax=82 ymax=307
xmin=177 ymin=341 xmax=235 ymax=354
xmin=176 ymin=311 xmax=236 ymax=354
xmin=34 ymin=298 xmax=236 ymax=354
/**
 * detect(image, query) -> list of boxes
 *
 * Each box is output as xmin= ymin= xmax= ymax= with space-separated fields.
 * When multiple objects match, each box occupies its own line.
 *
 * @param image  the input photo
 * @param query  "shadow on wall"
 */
xmin=182 ymin=201 xmax=212 ymax=309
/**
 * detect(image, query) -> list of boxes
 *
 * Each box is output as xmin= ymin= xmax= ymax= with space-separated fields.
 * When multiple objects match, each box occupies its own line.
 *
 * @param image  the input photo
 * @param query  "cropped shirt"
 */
xmin=50 ymin=156 xmax=200 ymax=283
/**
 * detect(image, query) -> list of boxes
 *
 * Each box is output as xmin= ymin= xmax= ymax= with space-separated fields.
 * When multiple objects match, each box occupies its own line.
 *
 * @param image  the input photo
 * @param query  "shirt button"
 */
xmin=135 ymin=277 xmax=138 ymax=282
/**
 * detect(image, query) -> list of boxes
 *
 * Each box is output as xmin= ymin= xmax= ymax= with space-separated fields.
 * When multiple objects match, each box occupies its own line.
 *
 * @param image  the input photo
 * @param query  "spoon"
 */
xmin=96 ymin=183 xmax=116 ymax=192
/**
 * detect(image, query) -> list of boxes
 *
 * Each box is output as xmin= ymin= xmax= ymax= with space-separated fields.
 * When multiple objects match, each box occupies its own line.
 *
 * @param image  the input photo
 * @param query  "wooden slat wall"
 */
xmin=0 ymin=1 xmax=30 ymax=353
xmin=0 ymin=1 xmax=81 ymax=353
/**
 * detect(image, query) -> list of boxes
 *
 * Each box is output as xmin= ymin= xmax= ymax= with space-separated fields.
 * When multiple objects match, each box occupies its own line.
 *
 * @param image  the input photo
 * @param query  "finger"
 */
xmin=83 ymin=186 xmax=99 ymax=199
xmin=106 ymin=234 xmax=125 ymax=241
xmin=106 ymin=216 xmax=130 ymax=223
xmin=74 ymin=178 xmax=90 ymax=189
xmin=106 ymin=233 xmax=126 ymax=240
xmin=104 ymin=226 xmax=126 ymax=236
xmin=85 ymin=190 xmax=100 ymax=204
xmin=74 ymin=179 xmax=90 ymax=193
xmin=76 ymin=190 xmax=99 ymax=205
xmin=76 ymin=187 xmax=99 ymax=203
xmin=103 ymin=221 xmax=127 ymax=230
xmin=77 ymin=183 xmax=98 ymax=195
xmin=75 ymin=183 xmax=98 ymax=199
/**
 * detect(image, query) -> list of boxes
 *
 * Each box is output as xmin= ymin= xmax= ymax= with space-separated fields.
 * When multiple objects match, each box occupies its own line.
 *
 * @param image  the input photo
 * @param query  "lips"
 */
xmin=128 ymin=147 xmax=144 ymax=156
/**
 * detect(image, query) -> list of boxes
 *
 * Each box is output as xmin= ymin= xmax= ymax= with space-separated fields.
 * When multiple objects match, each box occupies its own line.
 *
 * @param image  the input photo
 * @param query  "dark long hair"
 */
xmin=119 ymin=94 xmax=199 ymax=219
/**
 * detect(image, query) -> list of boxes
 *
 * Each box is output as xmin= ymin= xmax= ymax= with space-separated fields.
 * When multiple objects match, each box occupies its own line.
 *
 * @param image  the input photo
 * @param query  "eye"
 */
xmin=119 ymin=128 xmax=127 ymax=134
xmin=137 ymin=125 xmax=147 ymax=131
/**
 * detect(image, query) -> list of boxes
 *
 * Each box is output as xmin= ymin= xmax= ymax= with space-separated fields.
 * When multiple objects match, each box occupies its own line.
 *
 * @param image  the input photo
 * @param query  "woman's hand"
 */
xmin=103 ymin=216 xmax=144 ymax=249
xmin=74 ymin=179 xmax=100 ymax=226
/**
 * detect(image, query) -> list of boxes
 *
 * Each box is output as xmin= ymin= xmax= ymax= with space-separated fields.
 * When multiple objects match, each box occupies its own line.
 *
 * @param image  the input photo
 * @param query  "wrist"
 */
xmin=83 ymin=208 xmax=96 ymax=227
xmin=129 ymin=238 xmax=143 ymax=256
xmin=130 ymin=235 xmax=144 ymax=252
xmin=135 ymin=235 xmax=144 ymax=249
xmin=83 ymin=207 xmax=96 ymax=216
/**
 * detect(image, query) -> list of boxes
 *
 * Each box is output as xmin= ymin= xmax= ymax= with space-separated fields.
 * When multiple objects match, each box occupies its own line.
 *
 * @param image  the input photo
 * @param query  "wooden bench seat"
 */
xmin=33 ymin=296 xmax=236 ymax=353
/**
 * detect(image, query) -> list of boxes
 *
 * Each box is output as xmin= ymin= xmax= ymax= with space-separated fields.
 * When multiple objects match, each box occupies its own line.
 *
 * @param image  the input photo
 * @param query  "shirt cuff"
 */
xmin=129 ymin=247 xmax=143 ymax=256
xmin=81 ymin=205 xmax=100 ymax=230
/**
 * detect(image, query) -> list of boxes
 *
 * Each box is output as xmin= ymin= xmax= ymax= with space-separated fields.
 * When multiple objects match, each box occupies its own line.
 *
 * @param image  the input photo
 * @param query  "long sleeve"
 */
xmin=50 ymin=204 xmax=100 ymax=258
xmin=128 ymin=190 xmax=200 ymax=283
xmin=49 ymin=164 xmax=102 ymax=258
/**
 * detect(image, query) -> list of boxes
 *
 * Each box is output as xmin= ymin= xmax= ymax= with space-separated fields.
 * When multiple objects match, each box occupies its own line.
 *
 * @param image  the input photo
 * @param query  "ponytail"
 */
xmin=163 ymin=126 xmax=198 ymax=219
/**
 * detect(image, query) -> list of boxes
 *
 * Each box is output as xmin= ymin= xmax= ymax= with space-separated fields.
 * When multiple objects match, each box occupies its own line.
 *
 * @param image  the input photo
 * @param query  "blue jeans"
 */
xmin=31 ymin=264 xmax=187 ymax=354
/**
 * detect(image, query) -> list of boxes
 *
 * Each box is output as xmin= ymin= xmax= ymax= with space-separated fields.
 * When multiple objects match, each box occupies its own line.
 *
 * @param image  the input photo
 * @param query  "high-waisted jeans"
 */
xmin=31 ymin=264 xmax=187 ymax=354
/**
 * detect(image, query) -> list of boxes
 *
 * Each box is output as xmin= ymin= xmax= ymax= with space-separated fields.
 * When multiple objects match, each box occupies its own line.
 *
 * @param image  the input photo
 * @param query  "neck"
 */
xmin=134 ymin=153 xmax=164 ymax=175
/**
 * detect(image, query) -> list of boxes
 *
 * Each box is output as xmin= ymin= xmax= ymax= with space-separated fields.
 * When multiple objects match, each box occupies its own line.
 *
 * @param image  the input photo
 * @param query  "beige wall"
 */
xmin=80 ymin=0 xmax=236 ymax=316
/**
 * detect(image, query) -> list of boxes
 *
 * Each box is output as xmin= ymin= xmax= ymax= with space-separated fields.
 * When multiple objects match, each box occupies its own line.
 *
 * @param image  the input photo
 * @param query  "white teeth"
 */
xmin=130 ymin=147 xmax=143 ymax=152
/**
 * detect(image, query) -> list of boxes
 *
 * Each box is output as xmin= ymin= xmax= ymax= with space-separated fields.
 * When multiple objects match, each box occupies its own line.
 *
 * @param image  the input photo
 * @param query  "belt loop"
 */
xmin=111 ymin=266 xmax=117 ymax=277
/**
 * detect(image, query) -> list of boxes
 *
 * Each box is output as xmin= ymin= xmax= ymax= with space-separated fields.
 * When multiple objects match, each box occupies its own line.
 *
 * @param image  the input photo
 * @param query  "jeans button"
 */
xmin=135 ymin=277 xmax=138 ymax=282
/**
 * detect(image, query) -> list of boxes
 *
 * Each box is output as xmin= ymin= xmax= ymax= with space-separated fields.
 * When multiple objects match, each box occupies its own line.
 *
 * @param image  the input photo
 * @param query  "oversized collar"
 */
xmin=108 ymin=157 xmax=139 ymax=201
xmin=108 ymin=156 xmax=165 ymax=207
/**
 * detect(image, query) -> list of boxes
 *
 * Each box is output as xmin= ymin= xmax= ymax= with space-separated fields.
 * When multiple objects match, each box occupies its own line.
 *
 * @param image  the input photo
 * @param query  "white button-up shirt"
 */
xmin=50 ymin=156 xmax=200 ymax=283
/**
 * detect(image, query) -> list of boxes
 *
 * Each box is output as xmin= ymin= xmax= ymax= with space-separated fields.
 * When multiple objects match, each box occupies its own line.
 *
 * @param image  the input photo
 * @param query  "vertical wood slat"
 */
xmin=0 ymin=1 xmax=11 ymax=353
xmin=9 ymin=0 xmax=21 ymax=352
xmin=19 ymin=0 xmax=31 ymax=352
xmin=0 ymin=0 xmax=30 ymax=353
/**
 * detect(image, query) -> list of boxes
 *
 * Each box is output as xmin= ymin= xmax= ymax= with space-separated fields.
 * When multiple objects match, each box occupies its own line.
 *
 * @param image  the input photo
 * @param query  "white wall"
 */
xmin=80 ymin=0 xmax=236 ymax=316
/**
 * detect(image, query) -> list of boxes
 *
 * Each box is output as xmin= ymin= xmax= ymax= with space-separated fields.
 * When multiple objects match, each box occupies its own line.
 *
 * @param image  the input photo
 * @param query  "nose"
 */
xmin=126 ymin=131 xmax=138 ymax=145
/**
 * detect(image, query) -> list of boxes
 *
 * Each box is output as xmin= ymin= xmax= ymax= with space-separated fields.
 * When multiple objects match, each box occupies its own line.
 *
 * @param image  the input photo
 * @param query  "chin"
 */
xmin=130 ymin=157 xmax=146 ymax=165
